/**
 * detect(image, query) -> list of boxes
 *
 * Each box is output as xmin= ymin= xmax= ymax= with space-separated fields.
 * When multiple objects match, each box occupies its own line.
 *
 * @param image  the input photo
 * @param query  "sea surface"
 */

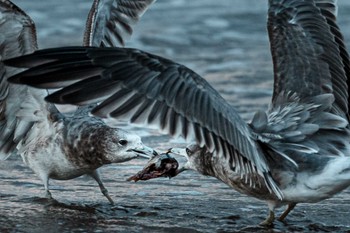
xmin=1 ymin=0 xmax=350 ymax=232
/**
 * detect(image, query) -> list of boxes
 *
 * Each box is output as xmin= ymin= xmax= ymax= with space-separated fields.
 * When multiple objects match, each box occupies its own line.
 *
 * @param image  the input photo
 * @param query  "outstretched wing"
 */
xmin=268 ymin=0 xmax=349 ymax=118
xmin=5 ymin=47 xmax=283 ymax=198
xmin=314 ymin=0 xmax=350 ymax=119
xmin=0 ymin=0 xmax=61 ymax=159
xmin=77 ymin=0 xmax=156 ymax=114
xmin=84 ymin=0 xmax=156 ymax=47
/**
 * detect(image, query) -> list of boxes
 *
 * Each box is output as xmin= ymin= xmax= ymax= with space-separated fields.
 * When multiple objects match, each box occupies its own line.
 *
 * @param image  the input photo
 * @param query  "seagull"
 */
xmin=4 ymin=0 xmax=350 ymax=225
xmin=0 ymin=0 xmax=156 ymax=204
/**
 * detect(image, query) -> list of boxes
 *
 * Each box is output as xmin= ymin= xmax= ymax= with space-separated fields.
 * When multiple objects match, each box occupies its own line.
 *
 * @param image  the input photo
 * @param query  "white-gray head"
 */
xmin=105 ymin=128 xmax=154 ymax=163
xmin=170 ymin=144 xmax=212 ymax=175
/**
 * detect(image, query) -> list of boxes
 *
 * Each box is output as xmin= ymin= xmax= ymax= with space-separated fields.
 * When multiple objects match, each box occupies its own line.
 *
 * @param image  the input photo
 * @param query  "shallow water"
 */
xmin=2 ymin=0 xmax=350 ymax=232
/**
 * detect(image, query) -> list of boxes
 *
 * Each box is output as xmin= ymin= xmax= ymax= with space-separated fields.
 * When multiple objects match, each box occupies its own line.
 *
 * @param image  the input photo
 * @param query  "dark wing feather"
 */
xmin=84 ymin=0 xmax=156 ymax=47
xmin=314 ymin=0 xmax=350 ymax=119
xmin=0 ymin=0 xmax=38 ymax=159
xmin=5 ymin=47 xmax=283 ymax=198
xmin=0 ymin=0 xmax=61 ymax=159
xmin=75 ymin=0 xmax=156 ymax=113
xmin=268 ymin=0 xmax=348 ymax=118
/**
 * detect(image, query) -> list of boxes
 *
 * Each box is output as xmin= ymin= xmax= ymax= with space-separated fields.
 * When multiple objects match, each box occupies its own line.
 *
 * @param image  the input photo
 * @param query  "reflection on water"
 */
xmin=2 ymin=0 xmax=350 ymax=232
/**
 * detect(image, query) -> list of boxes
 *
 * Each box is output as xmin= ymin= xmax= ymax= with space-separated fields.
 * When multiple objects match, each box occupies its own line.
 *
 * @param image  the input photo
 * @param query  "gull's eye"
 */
xmin=118 ymin=139 xmax=128 ymax=146
xmin=186 ymin=147 xmax=192 ymax=155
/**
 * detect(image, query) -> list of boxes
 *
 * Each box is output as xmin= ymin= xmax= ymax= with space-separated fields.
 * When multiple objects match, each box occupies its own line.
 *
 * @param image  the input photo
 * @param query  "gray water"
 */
xmin=1 ymin=0 xmax=350 ymax=232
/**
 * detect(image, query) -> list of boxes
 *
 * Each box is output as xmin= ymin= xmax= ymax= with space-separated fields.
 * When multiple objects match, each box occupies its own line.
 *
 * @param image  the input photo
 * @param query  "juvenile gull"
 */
xmin=4 ymin=0 xmax=350 ymax=225
xmin=0 ymin=0 xmax=155 ymax=204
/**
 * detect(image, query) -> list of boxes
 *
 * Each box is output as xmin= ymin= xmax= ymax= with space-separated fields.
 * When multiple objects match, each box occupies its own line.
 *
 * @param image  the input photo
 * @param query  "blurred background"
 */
xmin=1 ymin=0 xmax=350 ymax=232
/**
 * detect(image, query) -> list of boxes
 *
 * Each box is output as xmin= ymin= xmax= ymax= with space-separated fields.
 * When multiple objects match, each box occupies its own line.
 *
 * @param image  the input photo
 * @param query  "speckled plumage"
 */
xmin=0 ymin=0 xmax=156 ymax=203
xmin=19 ymin=109 xmax=151 ymax=198
xmin=4 ymin=0 xmax=350 ymax=226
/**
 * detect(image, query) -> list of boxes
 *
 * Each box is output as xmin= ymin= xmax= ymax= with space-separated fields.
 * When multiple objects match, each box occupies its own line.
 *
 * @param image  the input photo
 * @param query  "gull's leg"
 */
xmin=260 ymin=210 xmax=275 ymax=226
xmin=89 ymin=170 xmax=128 ymax=212
xmin=38 ymin=174 xmax=60 ymax=205
xmin=259 ymin=201 xmax=276 ymax=226
xmin=39 ymin=173 xmax=52 ymax=199
xmin=89 ymin=169 xmax=114 ymax=205
xmin=278 ymin=203 xmax=296 ymax=221
xmin=45 ymin=186 xmax=52 ymax=199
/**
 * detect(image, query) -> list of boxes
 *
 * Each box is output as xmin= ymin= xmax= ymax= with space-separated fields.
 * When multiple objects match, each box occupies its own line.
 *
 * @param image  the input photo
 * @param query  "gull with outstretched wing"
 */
xmin=0 ymin=0 xmax=156 ymax=205
xmin=4 ymin=0 xmax=350 ymax=225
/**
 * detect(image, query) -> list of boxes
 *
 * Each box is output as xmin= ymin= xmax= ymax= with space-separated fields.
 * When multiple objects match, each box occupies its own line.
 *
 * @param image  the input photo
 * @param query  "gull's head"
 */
xmin=169 ymin=144 xmax=209 ymax=173
xmin=106 ymin=128 xmax=155 ymax=163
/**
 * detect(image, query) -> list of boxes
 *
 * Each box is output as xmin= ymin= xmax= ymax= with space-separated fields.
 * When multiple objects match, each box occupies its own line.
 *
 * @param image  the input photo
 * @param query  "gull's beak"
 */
xmin=129 ymin=145 xmax=156 ymax=159
xmin=168 ymin=148 xmax=187 ymax=157
xmin=168 ymin=148 xmax=189 ymax=174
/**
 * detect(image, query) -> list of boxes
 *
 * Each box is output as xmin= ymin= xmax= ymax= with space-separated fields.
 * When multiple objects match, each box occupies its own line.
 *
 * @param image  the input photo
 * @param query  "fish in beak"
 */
xmin=127 ymin=150 xmax=180 ymax=182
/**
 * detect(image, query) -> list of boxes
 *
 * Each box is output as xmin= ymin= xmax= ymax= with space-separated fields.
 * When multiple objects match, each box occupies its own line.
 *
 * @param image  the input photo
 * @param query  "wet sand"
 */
xmin=2 ymin=0 xmax=350 ymax=232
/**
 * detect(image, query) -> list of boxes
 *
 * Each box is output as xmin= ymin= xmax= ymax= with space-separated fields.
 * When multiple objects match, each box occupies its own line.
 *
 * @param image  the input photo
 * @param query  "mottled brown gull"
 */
xmin=4 ymin=0 xmax=350 ymax=226
xmin=0 ymin=0 xmax=155 ymax=204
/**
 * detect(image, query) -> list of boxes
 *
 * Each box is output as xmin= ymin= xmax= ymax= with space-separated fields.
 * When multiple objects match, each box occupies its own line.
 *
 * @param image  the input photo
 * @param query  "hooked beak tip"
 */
xmin=138 ymin=153 xmax=151 ymax=159
xmin=168 ymin=147 xmax=187 ymax=157
xmin=131 ymin=145 xmax=156 ymax=159
xmin=152 ymin=149 xmax=159 ymax=156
